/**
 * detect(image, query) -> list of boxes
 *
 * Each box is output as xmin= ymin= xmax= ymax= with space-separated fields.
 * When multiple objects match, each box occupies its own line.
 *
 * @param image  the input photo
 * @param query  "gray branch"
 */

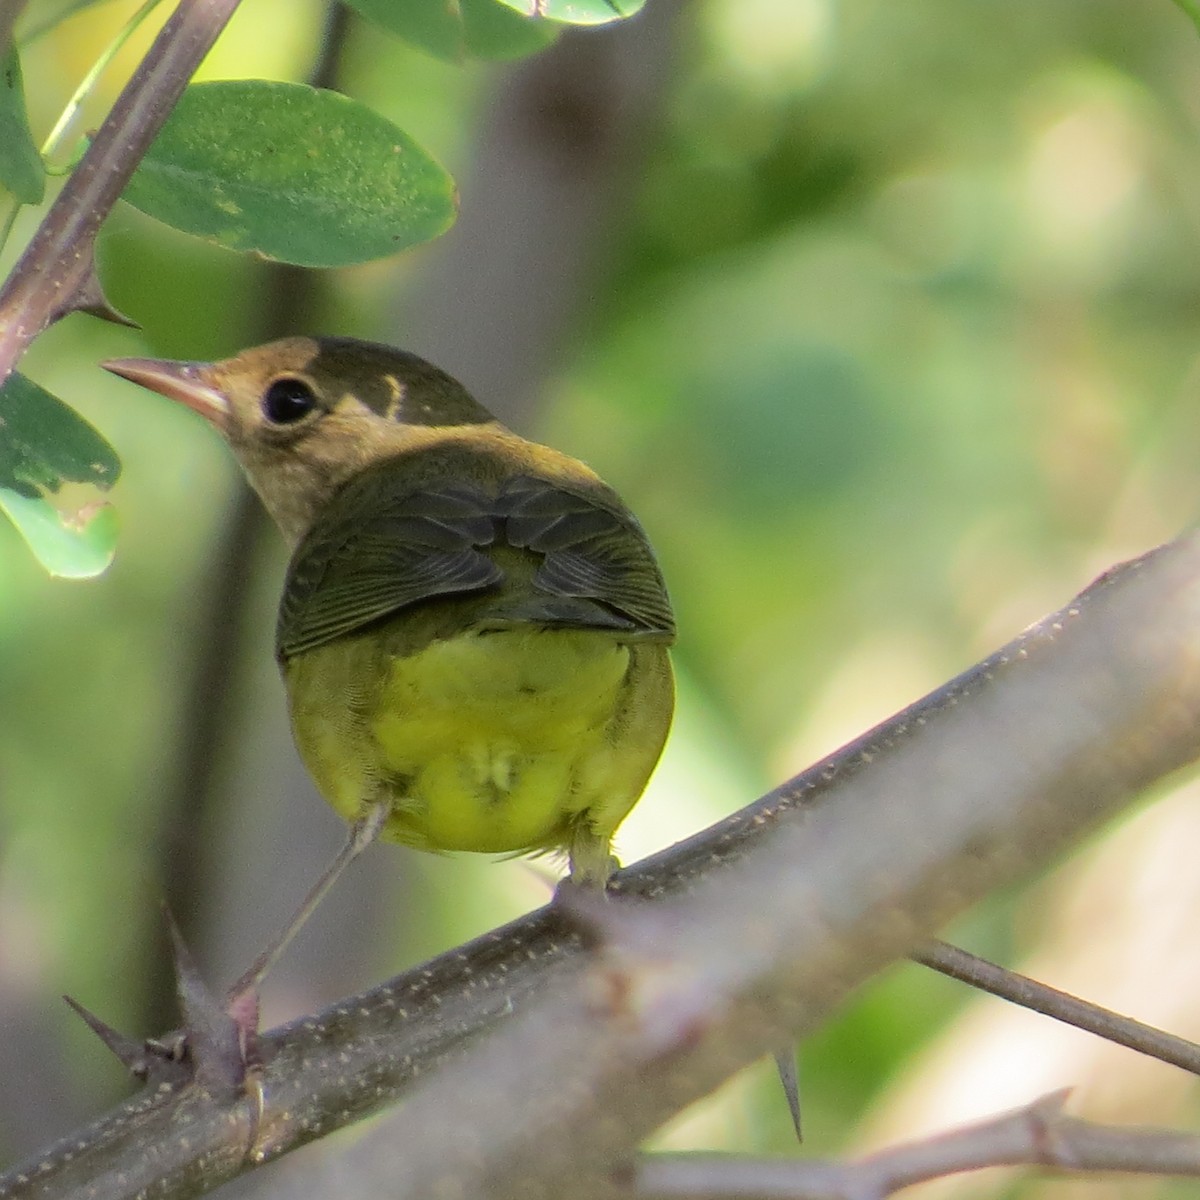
xmin=4 ymin=533 xmax=1200 ymax=1198
xmin=914 ymin=940 xmax=1200 ymax=1074
xmin=636 ymin=1089 xmax=1200 ymax=1198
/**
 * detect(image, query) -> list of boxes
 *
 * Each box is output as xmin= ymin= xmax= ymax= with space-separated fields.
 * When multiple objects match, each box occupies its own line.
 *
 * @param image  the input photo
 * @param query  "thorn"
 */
xmin=165 ymin=907 xmax=246 ymax=1094
xmin=62 ymin=994 xmax=142 ymax=1067
xmin=79 ymin=295 xmax=140 ymax=329
xmin=49 ymin=256 xmax=139 ymax=329
xmin=65 ymin=909 xmax=261 ymax=1100
xmin=773 ymin=1046 xmax=803 ymax=1142
xmin=62 ymin=995 xmax=190 ymax=1088
xmin=75 ymin=271 xmax=139 ymax=328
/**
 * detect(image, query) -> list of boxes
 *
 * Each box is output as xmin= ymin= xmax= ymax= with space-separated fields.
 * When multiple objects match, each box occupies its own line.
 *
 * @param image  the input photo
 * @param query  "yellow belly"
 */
xmin=283 ymin=626 xmax=673 ymax=878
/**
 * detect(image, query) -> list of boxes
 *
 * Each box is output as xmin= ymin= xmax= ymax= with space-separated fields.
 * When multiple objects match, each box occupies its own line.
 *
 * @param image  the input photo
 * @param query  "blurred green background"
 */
xmin=5 ymin=0 xmax=1200 ymax=1194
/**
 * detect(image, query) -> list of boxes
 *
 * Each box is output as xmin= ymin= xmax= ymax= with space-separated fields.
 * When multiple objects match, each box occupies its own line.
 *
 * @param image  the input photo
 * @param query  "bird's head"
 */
xmin=104 ymin=336 xmax=498 ymax=543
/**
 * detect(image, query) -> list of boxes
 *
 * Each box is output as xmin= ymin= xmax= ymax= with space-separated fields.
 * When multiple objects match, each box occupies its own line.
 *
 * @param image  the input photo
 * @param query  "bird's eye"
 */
xmin=262 ymin=377 xmax=317 ymax=425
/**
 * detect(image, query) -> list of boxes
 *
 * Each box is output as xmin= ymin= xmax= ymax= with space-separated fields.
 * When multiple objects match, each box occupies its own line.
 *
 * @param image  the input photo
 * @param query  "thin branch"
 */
xmin=6 ymin=533 xmax=1200 ymax=1198
xmin=914 ymin=939 xmax=1200 ymax=1075
xmin=0 ymin=0 xmax=242 ymax=384
xmin=636 ymin=1090 xmax=1200 ymax=1198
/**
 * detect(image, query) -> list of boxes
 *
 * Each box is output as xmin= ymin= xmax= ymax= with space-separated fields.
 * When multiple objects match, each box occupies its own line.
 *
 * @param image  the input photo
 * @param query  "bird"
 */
xmin=104 ymin=335 xmax=675 ymax=993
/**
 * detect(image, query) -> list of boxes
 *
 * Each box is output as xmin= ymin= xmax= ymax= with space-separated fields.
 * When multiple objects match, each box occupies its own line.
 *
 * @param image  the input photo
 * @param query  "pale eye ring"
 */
xmin=263 ymin=377 xmax=317 ymax=425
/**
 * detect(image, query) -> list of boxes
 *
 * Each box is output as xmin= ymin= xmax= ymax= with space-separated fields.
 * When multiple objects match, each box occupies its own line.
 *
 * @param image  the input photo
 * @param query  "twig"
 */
xmin=913 ymin=939 xmax=1200 ymax=1075
xmin=0 ymin=0 xmax=242 ymax=384
xmin=636 ymin=1090 xmax=1200 ymax=1198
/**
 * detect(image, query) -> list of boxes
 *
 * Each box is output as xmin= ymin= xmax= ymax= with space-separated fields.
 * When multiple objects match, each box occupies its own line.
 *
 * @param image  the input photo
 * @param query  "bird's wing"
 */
xmin=276 ymin=479 xmax=502 ymax=659
xmin=498 ymin=475 xmax=675 ymax=639
xmin=276 ymin=471 xmax=674 ymax=660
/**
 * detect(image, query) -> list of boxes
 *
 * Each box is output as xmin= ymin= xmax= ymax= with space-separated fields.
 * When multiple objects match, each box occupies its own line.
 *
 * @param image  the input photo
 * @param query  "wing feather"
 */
xmin=277 ymin=480 xmax=501 ymax=659
xmin=276 ymin=466 xmax=674 ymax=661
xmin=498 ymin=476 xmax=675 ymax=637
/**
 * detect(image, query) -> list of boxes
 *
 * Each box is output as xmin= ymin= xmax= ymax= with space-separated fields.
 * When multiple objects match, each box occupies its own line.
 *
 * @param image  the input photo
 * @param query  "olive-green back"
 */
xmin=276 ymin=458 xmax=675 ymax=662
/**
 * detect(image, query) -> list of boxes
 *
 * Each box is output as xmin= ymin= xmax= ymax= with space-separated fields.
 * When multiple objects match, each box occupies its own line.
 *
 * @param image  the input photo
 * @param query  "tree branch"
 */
xmin=5 ymin=532 xmax=1200 ymax=1198
xmin=0 ymin=0 xmax=242 ymax=384
xmin=914 ymin=939 xmax=1200 ymax=1075
xmin=636 ymin=1090 xmax=1200 ymax=1198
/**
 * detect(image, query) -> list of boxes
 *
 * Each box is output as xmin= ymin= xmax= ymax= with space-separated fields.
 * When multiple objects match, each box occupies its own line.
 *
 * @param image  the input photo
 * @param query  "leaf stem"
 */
xmin=40 ymin=0 xmax=170 ymax=164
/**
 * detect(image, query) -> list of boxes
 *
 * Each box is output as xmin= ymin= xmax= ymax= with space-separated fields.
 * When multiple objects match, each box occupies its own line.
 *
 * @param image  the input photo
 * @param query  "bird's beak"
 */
xmin=102 ymin=357 xmax=230 ymax=432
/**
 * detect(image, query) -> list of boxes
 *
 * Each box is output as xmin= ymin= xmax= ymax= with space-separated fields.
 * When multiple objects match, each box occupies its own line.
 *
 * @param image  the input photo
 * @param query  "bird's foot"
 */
xmin=66 ymin=910 xmax=265 ymax=1156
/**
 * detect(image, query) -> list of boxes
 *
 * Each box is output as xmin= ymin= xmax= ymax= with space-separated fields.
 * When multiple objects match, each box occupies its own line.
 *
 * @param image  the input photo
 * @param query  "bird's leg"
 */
xmin=225 ymin=799 xmax=390 ymax=1014
xmin=561 ymin=822 xmax=618 ymax=892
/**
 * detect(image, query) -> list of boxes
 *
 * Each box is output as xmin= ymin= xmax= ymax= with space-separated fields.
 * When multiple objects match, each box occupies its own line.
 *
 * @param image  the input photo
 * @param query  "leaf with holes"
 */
xmin=0 ymin=372 xmax=121 ymax=577
xmin=0 ymin=490 xmax=119 ymax=578
xmin=122 ymin=81 xmax=457 ymax=267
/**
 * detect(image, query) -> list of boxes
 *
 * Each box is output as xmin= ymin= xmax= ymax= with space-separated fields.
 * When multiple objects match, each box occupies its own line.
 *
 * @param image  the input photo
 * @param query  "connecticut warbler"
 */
xmin=105 ymin=337 xmax=675 ymax=940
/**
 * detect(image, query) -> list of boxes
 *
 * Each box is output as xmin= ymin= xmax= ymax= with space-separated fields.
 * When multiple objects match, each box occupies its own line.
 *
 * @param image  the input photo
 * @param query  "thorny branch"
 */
xmin=4 ymin=534 xmax=1200 ymax=1198
xmin=0 ymin=0 xmax=243 ymax=385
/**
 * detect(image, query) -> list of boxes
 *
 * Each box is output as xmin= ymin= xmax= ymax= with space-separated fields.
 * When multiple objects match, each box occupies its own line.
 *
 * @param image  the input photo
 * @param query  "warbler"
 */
xmin=105 ymin=337 xmax=674 ymax=958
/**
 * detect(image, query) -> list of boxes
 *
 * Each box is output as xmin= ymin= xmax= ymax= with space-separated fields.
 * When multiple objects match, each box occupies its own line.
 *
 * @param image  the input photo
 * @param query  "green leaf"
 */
xmin=0 ymin=372 xmax=120 ymax=494
xmin=0 ymin=489 xmax=118 ymax=578
xmin=122 ymin=81 xmax=457 ymax=268
xmin=0 ymin=372 xmax=122 ymax=578
xmin=0 ymin=46 xmax=45 ymax=204
xmin=346 ymin=0 xmax=557 ymax=60
xmin=494 ymin=0 xmax=644 ymax=24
